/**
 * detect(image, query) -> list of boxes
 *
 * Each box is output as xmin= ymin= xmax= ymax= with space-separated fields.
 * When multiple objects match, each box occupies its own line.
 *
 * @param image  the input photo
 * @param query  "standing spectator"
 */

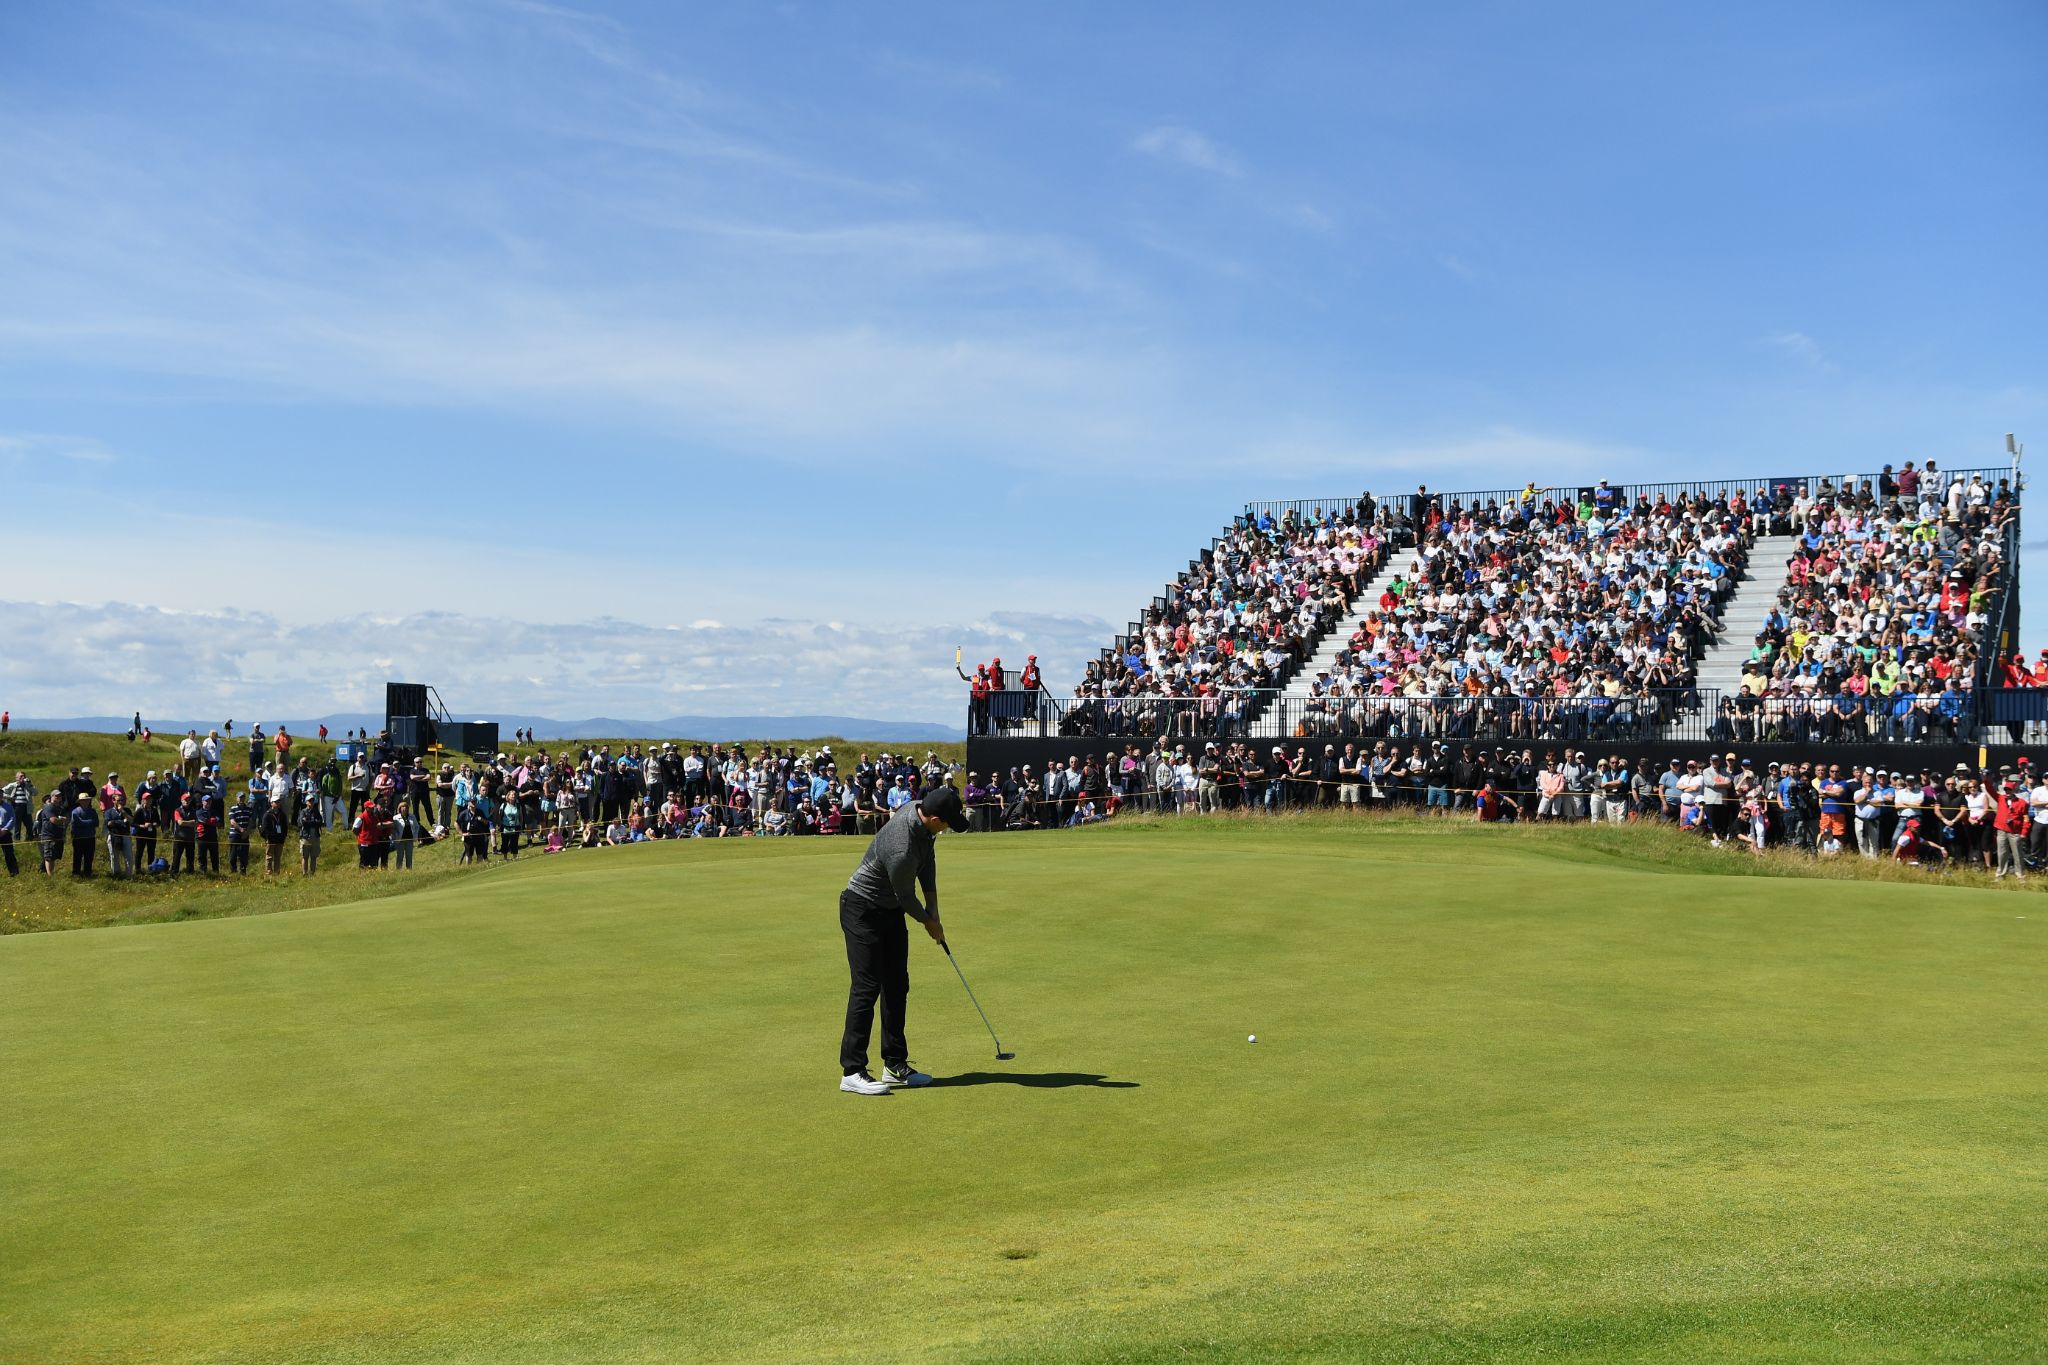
xmin=1852 ymin=770 xmax=1884 ymax=859
xmin=68 ymin=795 xmax=99 ymax=876
xmin=253 ymin=802 xmax=286 ymax=875
xmin=187 ymin=798 xmax=217 ymax=873
xmin=0 ymin=792 xmax=16 ymax=876
xmin=104 ymin=801 xmax=132 ymax=878
xmin=1993 ymin=777 xmax=2030 ymax=880
xmin=353 ymin=801 xmax=386 ymax=869
xmin=317 ymin=761 xmax=343 ymax=828
xmin=298 ymin=796 xmax=326 ymax=874
xmin=498 ymin=796 xmax=522 ymax=859
xmin=269 ymin=762 xmax=295 ymax=827
xmin=248 ymin=726 xmax=265 ymax=774
xmin=179 ymin=729 xmax=203 ymax=784
xmin=131 ymin=790 xmax=160 ymax=871
xmin=434 ymin=763 xmax=456 ymax=832
xmin=5 ymin=769 xmax=34 ymax=840
xmin=390 ymin=808 xmax=417 ymax=870
xmin=1817 ymin=766 xmax=1851 ymax=852
xmin=226 ymin=794 xmax=255 ymax=874
xmin=458 ymin=801 xmax=490 ymax=863
xmin=36 ymin=794 xmax=65 ymax=874
xmin=348 ymin=755 xmax=371 ymax=824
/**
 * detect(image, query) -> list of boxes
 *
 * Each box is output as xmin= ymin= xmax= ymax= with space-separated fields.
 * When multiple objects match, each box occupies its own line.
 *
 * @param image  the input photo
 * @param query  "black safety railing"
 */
xmin=1268 ymin=692 xmax=1709 ymax=743
xmin=1002 ymin=692 xmax=1281 ymax=740
xmin=1246 ymin=466 xmax=2018 ymax=536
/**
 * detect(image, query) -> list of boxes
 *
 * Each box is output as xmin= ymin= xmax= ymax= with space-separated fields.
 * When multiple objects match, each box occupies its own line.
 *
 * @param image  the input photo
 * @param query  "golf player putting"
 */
xmin=837 ymin=785 xmax=969 ymax=1095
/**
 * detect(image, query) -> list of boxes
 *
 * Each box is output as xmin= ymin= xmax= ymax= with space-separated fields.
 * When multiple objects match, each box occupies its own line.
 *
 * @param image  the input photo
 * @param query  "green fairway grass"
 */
xmin=3 ymin=819 xmax=2043 ymax=1362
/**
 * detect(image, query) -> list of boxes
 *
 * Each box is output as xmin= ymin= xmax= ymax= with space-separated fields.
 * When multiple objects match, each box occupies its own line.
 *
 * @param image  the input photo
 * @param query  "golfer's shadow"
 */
xmin=928 ymin=1071 xmax=1137 ymax=1089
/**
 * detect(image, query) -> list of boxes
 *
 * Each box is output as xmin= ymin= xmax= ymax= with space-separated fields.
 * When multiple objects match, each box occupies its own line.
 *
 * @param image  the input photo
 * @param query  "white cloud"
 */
xmin=0 ymin=602 xmax=1113 ymax=724
xmin=1762 ymin=330 xmax=1838 ymax=373
xmin=1133 ymin=125 xmax=1242 ymax=177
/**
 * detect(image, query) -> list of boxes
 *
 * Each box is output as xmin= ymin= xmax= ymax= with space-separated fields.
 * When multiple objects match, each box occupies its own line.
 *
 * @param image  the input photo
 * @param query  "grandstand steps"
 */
xmin=1673 ymin=533 xmax=1800 ymax=735
xmin=1252 ymin=553 xmax=1416 ymax=738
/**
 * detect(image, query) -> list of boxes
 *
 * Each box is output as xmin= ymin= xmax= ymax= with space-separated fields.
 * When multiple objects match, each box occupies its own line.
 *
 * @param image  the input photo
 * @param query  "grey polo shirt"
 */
xmin=844 ymin=803 xmax=937 ymax=922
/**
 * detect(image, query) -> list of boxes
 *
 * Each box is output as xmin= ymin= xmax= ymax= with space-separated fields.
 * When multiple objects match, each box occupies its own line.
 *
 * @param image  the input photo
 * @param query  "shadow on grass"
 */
xmin=927 ymin=1071 xmax=1138 ymax=1089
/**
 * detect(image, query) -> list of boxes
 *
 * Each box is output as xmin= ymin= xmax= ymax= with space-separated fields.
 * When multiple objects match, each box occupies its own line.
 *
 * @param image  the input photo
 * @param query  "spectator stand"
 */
xmin=972 ymin=462 xmax=2023 ymax=784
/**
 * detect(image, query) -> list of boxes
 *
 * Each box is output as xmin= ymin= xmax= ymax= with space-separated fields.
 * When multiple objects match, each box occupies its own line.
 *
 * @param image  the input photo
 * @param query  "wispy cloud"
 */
xmin=1278 ymin=201 xmax=1338 ymax=234
xmin=1133 ymin=124 xmax=1242 ymax=177
xmin=1762 ymin=330 xmax=1839 ymax=374
xmin=0 ymin=602 xmax=1112 ymax=723
xmin=0 ymin=432 xmax=116 ymax=464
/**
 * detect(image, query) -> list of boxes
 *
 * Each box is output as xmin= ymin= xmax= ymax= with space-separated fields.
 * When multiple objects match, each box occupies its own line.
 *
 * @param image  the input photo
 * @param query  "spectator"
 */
xmin=390 ymin=808 xmax=417 ymax=871
xmin=226 ymin=794 xmax=255 ymax=874
xmin=68 ymin=794 xmax=99 ymax=877
xmin=298 ymin=797 xmax=326 ymax=874
xmin=354 ymin=802 xmax=386 ymax=869
xmin=0 ymin=791 xmax=16 ymax=877
xmin=1993 ymin=777 xmax=2030 ymax=880
xmin=258 ymin=800 xmax=287 ymax=875
xmin=104 ymin=801 xmax=132 ymax=878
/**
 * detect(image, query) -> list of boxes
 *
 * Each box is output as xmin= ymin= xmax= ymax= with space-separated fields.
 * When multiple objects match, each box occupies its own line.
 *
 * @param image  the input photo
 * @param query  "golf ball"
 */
xmin=1247 ymin=1034 xmax=1258 ymax=1043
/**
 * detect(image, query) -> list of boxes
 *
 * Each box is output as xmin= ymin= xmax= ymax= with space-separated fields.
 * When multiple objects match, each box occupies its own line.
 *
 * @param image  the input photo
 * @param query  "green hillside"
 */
xmin=2 ymin=819 xmax=2041 ymax=1362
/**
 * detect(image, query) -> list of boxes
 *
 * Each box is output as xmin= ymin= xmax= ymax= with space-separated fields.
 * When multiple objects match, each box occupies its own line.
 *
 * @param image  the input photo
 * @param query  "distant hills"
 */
xmin=10 ymin=713 xmax=966 ymax=744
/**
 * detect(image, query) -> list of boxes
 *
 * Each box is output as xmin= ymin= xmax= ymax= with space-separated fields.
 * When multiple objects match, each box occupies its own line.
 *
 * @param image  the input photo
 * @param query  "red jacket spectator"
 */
xmin=1992 ymin=790 xmax=2030 ymax=835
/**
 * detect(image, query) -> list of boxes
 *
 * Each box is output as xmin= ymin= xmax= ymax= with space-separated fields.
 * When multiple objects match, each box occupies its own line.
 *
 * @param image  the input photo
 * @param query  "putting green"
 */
xmin=3 ymin=820 xmax=2044 ymax=1362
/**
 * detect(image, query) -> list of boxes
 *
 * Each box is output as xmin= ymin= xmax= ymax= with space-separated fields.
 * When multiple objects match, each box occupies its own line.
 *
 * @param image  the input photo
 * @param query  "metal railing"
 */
xmin=1251 ymin=467 xmax=2018 ymax=526
xmin=991 ymin=692 xmax=1279 ymax=740
xmin=1267 ymin=692 xmax=1709 ymax=744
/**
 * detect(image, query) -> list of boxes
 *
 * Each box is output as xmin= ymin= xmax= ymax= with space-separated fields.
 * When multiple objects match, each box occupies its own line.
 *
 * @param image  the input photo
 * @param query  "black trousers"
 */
xmin=1 ymin=829 xmax=16 ymax=876
xmin=229 ymin=838 xmax=250 ymax=873
xmin=839 ymin=890 xmax=910 ymax=1076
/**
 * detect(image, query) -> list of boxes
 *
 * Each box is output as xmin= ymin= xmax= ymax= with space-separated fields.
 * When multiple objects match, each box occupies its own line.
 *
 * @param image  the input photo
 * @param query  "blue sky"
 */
xmin=2 ymin=1 xmax=2043 ymax=722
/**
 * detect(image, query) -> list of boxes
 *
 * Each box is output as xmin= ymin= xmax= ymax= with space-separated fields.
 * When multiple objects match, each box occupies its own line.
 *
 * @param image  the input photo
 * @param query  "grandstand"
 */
xmin=970 ymin=462 xmax=2025 ymax=776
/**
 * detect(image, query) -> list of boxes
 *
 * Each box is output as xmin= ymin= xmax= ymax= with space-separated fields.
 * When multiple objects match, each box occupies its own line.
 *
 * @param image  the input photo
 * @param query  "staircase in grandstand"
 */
xmin=1252 ymin=553 xmax=1415 ymax=739
xmin=1670 ymin=534 xmax=1801 ymax=737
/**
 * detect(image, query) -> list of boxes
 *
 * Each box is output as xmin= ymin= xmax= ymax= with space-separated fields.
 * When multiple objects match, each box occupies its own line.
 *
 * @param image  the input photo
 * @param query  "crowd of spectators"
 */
xmin=1716 ymin=465 xmax=2017 ymax=744
xmin=954 ymin=735 xmax=2047 ymax=874
xmin=1064 ymin=498 xmax=1394 ymax=737
xmin=1291 ymin=479 xmax=1747 ymax=740
xmin=0 ymin=732 xmax=980 ymax=877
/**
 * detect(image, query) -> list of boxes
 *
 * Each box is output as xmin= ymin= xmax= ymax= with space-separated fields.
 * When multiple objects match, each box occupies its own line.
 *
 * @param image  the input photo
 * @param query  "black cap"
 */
xmin=918 ymin=785 xmax=970 ymax=833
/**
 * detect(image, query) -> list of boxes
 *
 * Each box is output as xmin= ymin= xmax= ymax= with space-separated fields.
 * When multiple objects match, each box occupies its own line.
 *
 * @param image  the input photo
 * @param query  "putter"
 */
xmin=941 ymin=941 xmax=1014 ymax=1060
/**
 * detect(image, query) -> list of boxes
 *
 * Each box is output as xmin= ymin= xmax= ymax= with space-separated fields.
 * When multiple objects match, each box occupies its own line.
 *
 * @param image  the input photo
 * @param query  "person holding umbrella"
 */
xmin=836 ymin=785 xmax=968 ymax=1095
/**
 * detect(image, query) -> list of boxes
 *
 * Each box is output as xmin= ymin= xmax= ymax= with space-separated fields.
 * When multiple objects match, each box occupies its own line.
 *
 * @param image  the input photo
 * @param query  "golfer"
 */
xmin=837 ymin=785 xmax=968 ymax=1095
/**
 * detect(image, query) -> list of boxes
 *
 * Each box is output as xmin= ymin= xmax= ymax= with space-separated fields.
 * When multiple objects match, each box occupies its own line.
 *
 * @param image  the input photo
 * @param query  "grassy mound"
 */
xmin=2 ymin=820 xmax=2042 ymax=1362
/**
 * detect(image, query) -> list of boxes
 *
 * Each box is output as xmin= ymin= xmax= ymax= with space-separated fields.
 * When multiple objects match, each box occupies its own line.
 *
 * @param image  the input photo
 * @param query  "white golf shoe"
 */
xmin=839 ymin=1071 xmax=891 ymax=1096
xmin=882 ymin=1061 xmax=933 ymax=1088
